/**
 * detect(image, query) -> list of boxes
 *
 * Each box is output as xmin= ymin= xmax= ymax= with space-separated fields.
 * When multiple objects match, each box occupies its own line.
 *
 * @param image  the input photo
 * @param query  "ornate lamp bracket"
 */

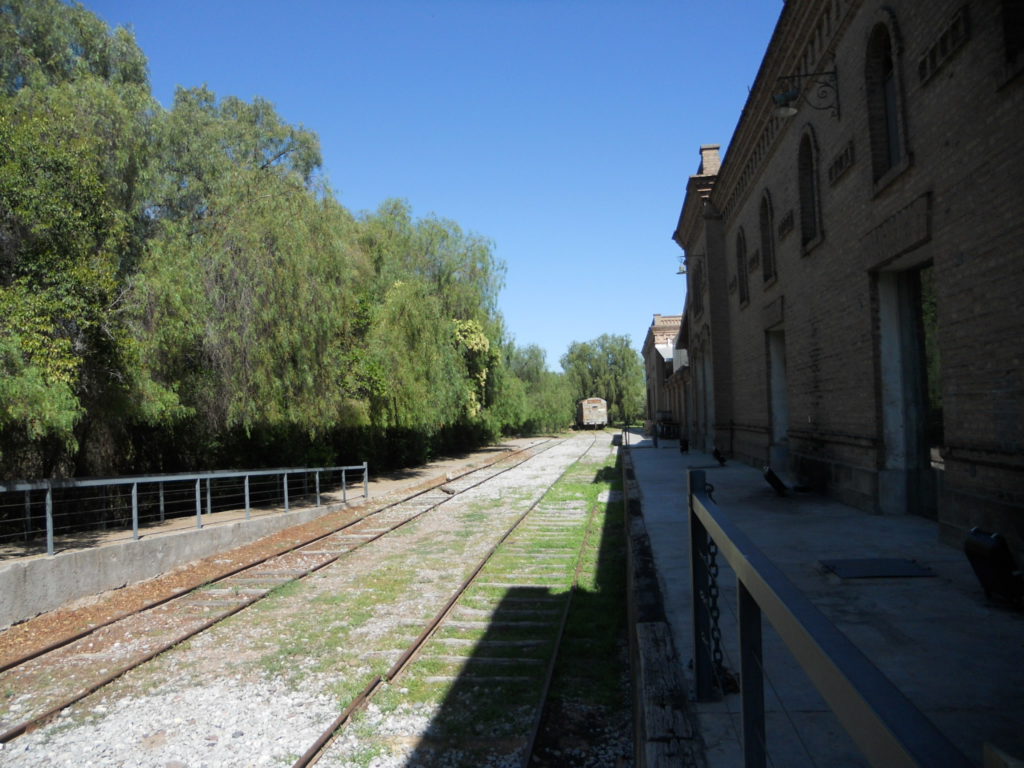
xmin=772 ymin=70 xmax=840 ymax=119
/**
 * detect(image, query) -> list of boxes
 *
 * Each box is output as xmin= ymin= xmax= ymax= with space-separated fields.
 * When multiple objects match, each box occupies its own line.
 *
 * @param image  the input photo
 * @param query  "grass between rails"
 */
xmin=339 ymin=440 xmax=629 ymax=767
xmin=545 ymin=453 xmax=628 ymax=709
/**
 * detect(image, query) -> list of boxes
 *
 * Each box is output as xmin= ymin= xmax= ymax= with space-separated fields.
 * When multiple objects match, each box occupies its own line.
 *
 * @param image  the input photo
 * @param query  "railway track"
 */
xmin=0 ymin=438 xmax=560 ymax=745
xmin=296 ymin=434 xmax=608 ymax=768
xmin=2 ymin=433 xmax=623 ymax=767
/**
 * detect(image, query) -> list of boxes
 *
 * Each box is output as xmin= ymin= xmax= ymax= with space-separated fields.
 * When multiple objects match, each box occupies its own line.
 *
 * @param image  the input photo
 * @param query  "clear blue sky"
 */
xmin=85 ymin=0 xmax=782 ymax=371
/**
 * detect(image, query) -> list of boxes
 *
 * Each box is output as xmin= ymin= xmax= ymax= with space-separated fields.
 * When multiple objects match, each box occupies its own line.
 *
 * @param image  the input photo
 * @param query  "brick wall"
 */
xmin=673 ymin=0 xmax=1024 ymax=549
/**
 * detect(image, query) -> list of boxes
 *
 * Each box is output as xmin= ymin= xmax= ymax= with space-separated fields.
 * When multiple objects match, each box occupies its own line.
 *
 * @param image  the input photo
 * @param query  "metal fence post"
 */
xmin=363 ymin=461 xmax=369 ymax=499
xmin=45 ymin=481 xmax=54 ymax=556
xmin=315 ymin=471 xmax=320 ymax=506
xmin=131 ymin=482 xmax=139 ymax=540
xmin=283 ymin=472 xmax=289 ymax=512
xmin=195 ymin=478 xmax=202 ymax=528
xmin=206 ymin=477 xmax=212 ymax=518
xmin=159 ymin=482 xmax=165 ymax=523
xmin=689 ymin=469 xmax=714 ymax=700
xmin=739 ymin=581 xmax=766 ymax=768
xmin=342 ymin=469 xmax=347 ymax=502
xmin=24 ymin=490 xmax=30 ymax=541
xmin=244 ymin=475 xmax=250 ymax=520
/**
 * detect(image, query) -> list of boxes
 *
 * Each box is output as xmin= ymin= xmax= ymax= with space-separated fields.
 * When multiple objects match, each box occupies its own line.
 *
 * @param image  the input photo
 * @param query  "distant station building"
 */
xmin=670 ymin=1 xmax=1024 ymax=549
xmin=641 ymin=314 xmax=683 ymax=434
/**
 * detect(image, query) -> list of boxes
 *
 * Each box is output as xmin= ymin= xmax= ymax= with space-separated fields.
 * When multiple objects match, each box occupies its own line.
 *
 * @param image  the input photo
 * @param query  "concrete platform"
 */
xmin=624 ymin=430 xmax=1024 ymax=767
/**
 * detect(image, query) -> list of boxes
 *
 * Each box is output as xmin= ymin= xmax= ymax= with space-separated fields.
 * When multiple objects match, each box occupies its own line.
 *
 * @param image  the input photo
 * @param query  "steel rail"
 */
xmin=292 ymin=676 xmax=384 ymax=768
xmin=0 ymin=440 xmax=550 ymax=676
xmin=293 ymin=435 xmax=599 ymax=768
xmin=0 ymin=441 xmax=557 ymax=743
xmin=520 ymin=474 xmax=605 ymax=767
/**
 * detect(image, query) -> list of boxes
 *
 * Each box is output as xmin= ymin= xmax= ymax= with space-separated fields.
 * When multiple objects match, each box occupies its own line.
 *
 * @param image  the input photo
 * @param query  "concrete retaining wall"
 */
xmin=0 ymin=499 xmax=356 ymax=629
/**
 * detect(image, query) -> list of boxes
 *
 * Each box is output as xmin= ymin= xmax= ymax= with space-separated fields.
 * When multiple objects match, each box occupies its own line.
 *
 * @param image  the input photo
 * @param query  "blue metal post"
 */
xmin=131 ymin=482 xmax=139 ymax=540
xmin=45 ymin=482 xmax=54 ymax=556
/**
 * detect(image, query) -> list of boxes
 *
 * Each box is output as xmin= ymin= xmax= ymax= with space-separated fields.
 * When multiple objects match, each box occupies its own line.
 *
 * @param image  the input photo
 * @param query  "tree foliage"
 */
xmin=1 ymin=0 xmax=618 ymax=479
xmin=561 ymin=334 xmax=645 ymax=425
xmin=505 ymin=343 xmax=574 ymax=433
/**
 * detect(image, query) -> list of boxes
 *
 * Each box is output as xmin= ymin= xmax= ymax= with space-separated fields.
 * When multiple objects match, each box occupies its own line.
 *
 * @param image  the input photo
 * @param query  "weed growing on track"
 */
xmin=339 ymin=441 xmax=630 ymax=766
xmin=531 ymin=449 xmax=632 ymax=765
xmin=256 ymin=565 xmax=422 ymax=692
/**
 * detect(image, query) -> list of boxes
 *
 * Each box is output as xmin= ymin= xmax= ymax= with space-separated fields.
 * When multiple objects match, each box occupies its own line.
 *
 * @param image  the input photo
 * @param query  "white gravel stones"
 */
xmin=4 ymin=434 xmax=608 ymax=768
xmin=7 ymin=677 xmax=337 ymax=767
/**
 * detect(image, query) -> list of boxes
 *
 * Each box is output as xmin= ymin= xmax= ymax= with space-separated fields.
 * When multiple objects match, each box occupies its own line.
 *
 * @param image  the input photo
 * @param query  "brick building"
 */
xmin=641 ymin=314 xmax=683 ymax=429
xmin=671 ymin=0 xmax=1023 ymax=549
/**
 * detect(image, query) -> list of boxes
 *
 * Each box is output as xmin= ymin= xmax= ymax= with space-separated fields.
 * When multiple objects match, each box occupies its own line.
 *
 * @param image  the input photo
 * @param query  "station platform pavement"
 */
xmin=622 ymin=429 xmax=1024 ymax=767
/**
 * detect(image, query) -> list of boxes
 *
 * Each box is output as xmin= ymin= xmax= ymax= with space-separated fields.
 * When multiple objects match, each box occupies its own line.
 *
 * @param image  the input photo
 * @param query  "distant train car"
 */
xmin=577 ymin=397 xmax=608 ymax=429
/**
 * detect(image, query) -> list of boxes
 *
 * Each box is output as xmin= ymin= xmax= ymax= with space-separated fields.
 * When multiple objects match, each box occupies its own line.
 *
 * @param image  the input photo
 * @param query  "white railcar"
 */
xmin=576 ymin=397 xmax=608 ymax=429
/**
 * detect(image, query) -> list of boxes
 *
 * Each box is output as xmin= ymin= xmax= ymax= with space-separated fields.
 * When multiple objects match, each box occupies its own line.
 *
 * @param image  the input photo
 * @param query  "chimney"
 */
xmin=698 ymin=144 xmax=721 ymax=175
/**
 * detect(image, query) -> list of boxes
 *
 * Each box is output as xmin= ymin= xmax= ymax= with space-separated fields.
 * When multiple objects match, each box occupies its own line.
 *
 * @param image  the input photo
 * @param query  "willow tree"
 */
xmin=0 ymin=0 xmax=156 ymax=474
xmin=561 ymin=334 xmax=645 ymax=425
xmin=352 ymin=201 xmax=507 ymax=437
xmin=2 ymin=0 xmax=525 ymax=475
xmin=147 ymin=85 xmax=321 ymax=225
xmin=505 ymin=343 xmax=573 ymax=433
xmin=130 ymin=169 xmax=367 ymax=444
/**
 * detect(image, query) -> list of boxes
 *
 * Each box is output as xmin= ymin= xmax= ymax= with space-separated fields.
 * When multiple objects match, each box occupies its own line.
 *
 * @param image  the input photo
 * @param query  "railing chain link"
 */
xmin=702 ymin=482 xmax=731 ymax=690
xmin=707 ymin=537 xmax=725 ymax=679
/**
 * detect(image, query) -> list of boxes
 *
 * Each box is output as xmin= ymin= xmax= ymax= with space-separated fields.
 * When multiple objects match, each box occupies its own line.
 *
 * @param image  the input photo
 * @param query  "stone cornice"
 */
xmin=673 ymin=173 xmax=716 ymax=253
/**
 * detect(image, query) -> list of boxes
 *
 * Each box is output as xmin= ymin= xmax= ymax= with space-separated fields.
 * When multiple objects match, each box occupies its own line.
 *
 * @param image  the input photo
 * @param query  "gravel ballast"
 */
xmin=4 ymin=435 xmax=606 ymax=767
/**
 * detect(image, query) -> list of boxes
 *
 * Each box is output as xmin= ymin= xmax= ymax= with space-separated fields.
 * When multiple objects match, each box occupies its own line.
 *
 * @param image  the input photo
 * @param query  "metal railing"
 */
xmin=687 ymin=469 xmax=972 ymax=768
xmin=1 ymin=463 xmax=368 ymax=557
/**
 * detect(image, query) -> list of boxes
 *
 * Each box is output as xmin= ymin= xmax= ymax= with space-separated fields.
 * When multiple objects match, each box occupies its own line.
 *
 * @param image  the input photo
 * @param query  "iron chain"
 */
xmin=706 ymin=538 xmax=724 ymax=676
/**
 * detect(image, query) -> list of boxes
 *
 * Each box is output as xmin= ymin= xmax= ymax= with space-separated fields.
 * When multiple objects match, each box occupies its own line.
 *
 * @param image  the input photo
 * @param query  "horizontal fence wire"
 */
xmin=0 ymin=464 xmax=367 ymax=559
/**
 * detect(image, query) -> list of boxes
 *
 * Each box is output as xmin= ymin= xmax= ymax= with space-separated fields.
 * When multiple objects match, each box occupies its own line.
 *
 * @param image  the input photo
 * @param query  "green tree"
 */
xmin=352 ymin=200 xmax=507 ymax=436
xmin=509 ymin=343 xmax=548 ymax=385
xmin=1 ymin=1 xmax=157 ymax=473
xmin=1 ymin=0 xmax=148 ymax=95
xmin=1 ymin=0 xmax=524 ymax=477
xmin=0 ymin=102 xmax=127 ymax=467
xmin=506 ymin=343 xmax=573 ymax=433
xmin=561 ymin=334 xmax=644 ymax=425
xmin=130 ymin=167 xmax=366 ymax=439
xmin=148 ymin=86 xmax=321 ymax=224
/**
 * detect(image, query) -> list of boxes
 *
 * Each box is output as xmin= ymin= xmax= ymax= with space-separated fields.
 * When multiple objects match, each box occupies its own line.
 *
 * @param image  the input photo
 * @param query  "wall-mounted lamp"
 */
xmin=772 ymin=70 xmax=840 ymax=119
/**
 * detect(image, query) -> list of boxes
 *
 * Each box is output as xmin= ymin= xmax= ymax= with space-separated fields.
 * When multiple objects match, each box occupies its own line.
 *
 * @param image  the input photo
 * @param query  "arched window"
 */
xmin=866 ymin=21 xmax=906 ymax=182
xmin=736 ymin=228 xmax=749 ymax=305
xmin=798 ymin=132 xmax=821 ymax=248
xmin=759 ymin=192 xmax=776 ymax=282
